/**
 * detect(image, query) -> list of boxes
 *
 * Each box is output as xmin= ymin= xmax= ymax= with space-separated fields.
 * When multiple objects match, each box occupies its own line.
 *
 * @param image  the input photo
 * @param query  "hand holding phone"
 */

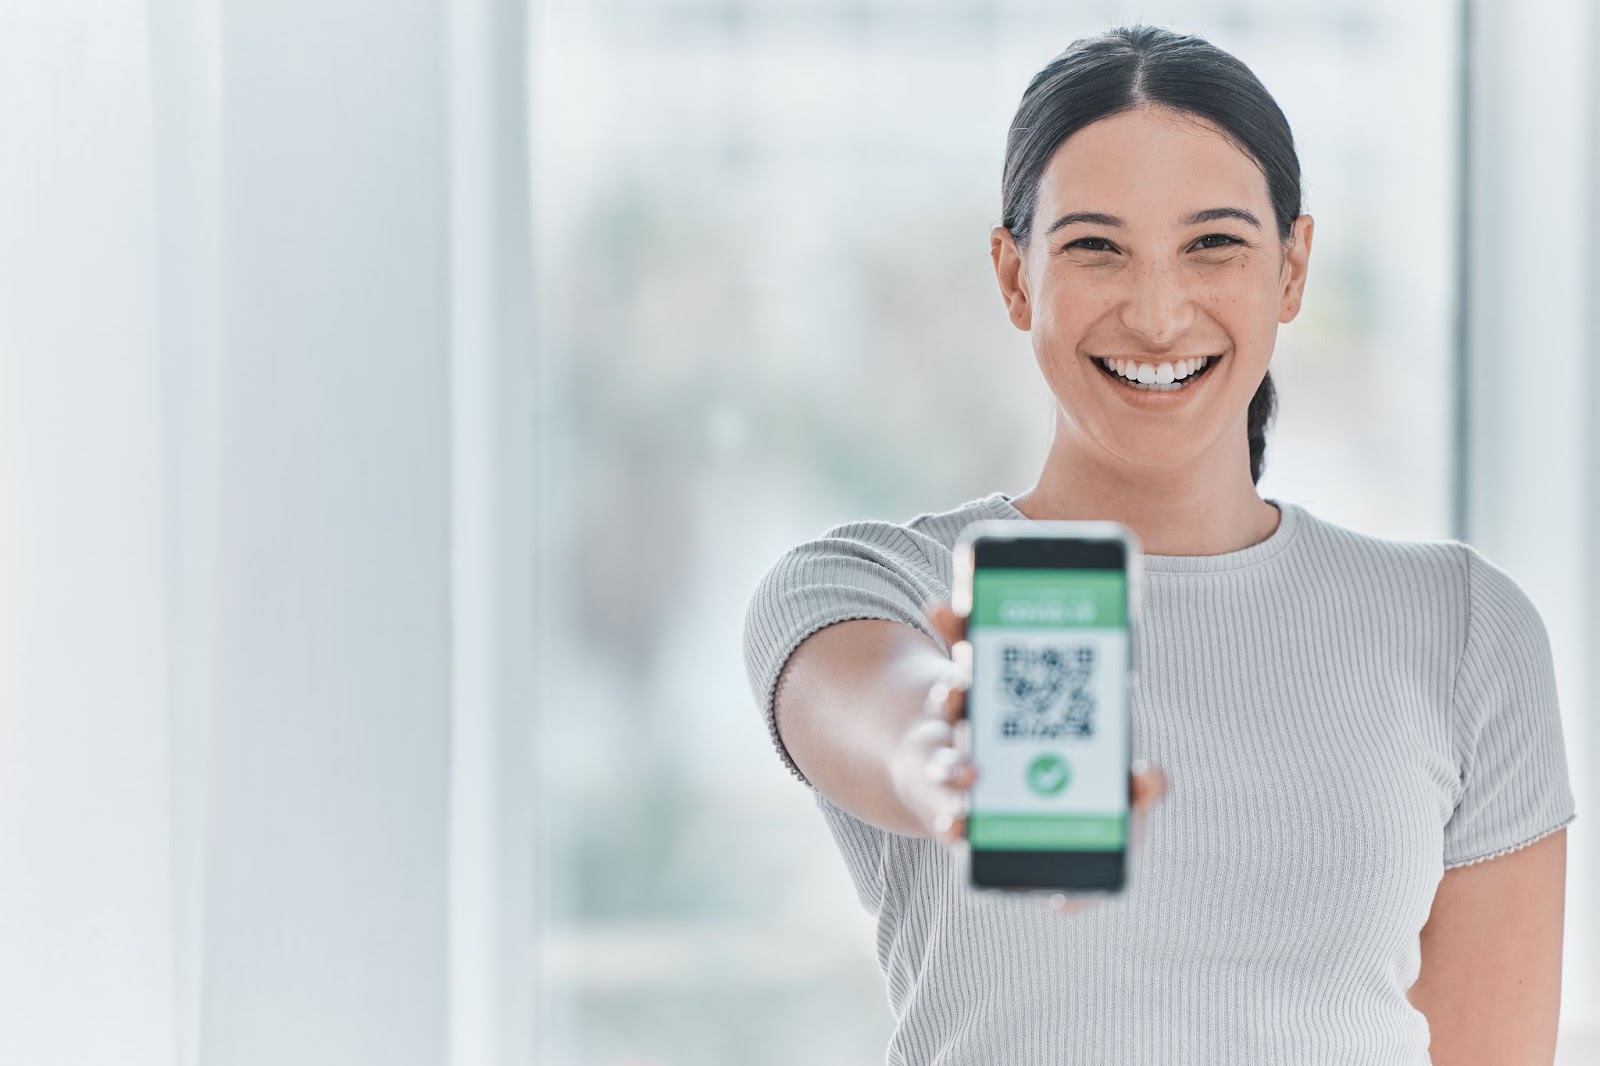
xmin=890 ymin=600 xmax=1168 ymax=912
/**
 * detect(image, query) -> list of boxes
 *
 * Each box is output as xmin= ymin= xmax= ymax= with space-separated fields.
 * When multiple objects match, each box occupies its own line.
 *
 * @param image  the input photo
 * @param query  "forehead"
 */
xmin=1036 ymin=105 xmax=1272 ymax=221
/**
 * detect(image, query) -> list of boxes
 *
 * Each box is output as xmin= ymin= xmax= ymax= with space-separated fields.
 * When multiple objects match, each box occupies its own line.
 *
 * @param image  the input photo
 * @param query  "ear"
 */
xmin=991 ymin=225 xmax=1032 ymax=331
xmin=1278 ymin=214 xmax=1314 ymax=323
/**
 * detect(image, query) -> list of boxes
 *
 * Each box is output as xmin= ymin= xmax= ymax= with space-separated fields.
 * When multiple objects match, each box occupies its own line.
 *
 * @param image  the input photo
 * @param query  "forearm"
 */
xmin=772 ymin=617 xmax=955 ymax=837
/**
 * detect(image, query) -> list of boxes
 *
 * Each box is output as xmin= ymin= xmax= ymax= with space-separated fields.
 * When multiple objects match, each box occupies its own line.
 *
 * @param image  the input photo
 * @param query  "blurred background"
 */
xmin=0 ymin=0 xmax=1594 ymax=1063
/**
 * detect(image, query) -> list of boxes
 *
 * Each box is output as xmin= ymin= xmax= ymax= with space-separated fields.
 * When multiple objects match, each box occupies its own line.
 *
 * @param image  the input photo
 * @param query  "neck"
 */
xmin=1008 ymin=408 xmax=1280 ymax=557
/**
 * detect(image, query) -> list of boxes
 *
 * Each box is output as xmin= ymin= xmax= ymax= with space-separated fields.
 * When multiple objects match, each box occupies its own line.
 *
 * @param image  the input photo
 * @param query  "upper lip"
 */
xmin=1092 ymin=353 xmax=1221 ymax=363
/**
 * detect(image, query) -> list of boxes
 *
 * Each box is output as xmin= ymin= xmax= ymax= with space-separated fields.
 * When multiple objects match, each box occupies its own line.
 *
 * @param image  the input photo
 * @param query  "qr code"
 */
xmin=997 ymin=642 xmax=1096 ymax=740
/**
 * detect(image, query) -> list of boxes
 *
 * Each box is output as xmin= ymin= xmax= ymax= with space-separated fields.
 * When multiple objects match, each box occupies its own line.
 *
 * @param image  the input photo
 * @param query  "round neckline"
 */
xmin=982 ymin=491 xmax=1303 ymax=574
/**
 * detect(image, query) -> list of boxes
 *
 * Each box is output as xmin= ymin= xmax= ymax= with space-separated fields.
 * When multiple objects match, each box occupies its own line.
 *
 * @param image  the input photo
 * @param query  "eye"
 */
xmin=1192 ymin=233 xmax=1243 ymax=251
xmin=1064 ymin=236 xmax=1117 ymax=253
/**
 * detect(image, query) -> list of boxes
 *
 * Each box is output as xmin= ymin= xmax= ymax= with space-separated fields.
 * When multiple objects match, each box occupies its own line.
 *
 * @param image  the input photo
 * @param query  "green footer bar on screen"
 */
xmin=968 ymin=812 xmax=1127 ymax=850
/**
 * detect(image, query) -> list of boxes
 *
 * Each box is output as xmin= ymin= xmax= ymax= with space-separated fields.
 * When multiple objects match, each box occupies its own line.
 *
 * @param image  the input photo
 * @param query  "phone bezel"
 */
xmin=950 ymin=517 xmax=1144 ymax=900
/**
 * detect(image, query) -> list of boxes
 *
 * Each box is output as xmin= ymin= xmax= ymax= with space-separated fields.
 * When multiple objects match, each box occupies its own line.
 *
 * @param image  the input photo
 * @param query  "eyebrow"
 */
xmin=1044 ymin=206 xmax=1262 ymax=237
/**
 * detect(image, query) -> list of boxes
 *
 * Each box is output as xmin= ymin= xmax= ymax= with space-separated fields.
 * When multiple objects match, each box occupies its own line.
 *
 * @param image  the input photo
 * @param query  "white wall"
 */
xmin=0 ymin=5 xmax=173 ymax=1063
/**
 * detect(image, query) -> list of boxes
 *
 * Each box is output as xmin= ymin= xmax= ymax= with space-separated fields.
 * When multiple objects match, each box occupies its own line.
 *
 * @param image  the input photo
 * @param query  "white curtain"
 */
xmin=0 ymin=1 xmax=536 ymax=1064
xmin=1463 ymin=0 xmax=1599 ymax=1037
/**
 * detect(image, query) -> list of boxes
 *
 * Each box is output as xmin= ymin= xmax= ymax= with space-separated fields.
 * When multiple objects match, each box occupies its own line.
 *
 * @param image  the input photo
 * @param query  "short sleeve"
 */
xmin=1442 ymin=544 xmax=1578 ymax=869
xmin=741 ymin=519 xmax=949 ymax=789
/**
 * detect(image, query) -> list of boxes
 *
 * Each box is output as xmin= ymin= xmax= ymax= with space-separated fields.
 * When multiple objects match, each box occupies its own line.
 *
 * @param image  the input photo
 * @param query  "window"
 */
xmin=531 ymin=1 xmax=1461 ymax=1059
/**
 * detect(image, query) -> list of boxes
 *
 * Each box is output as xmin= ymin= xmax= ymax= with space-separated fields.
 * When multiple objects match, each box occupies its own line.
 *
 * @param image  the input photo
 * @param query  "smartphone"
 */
xmin=950 ymin=518 xmax=1142 ymax=897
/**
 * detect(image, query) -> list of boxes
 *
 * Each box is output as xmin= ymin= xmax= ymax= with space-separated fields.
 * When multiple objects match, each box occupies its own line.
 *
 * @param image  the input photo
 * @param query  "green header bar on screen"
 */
xmin=972 ymin=569 xmax=1125 ymax=628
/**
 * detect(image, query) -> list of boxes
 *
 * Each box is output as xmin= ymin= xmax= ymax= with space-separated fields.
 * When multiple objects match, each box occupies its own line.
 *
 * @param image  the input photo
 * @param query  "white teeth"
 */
xmin=1100 ymin=356 xmax=1212 ymax=384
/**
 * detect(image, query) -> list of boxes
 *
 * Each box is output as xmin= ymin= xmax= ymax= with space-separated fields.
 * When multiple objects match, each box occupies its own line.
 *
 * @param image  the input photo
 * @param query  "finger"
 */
xmin=925 ymin=745 xmax=961 ymax=785
xmin=933 ymin=809 xmax=967 ymax=847
xmin=924 ymin=600 xmax=969 ymax=650
xmin=903 ymin=715 xmax=954 ymax=754
xmin=924 ymin=748 xmax=978 ymax=790
xmin=1130 ymin=766 xmax=1168 ymax=809
xmin=1044 ymin=892 xmax=1092 ymax=914
xmin=923 ymin=677 xmax=967 ymax=724
xmin=1129 ymin=770 xmax=1164 ymax=852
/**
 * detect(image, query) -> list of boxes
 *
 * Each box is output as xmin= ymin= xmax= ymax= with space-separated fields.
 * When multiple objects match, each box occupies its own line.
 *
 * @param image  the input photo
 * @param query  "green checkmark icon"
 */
xmin=1026 ymin=753 xmax=1071 ymax=796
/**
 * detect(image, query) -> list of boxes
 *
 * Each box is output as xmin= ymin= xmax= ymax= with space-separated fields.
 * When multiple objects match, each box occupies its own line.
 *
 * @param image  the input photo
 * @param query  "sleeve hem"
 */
xmin=1442 ymin=811 xmax=1576 ymax=870
xmin=763 ymin=611 xmax=927 ymax=791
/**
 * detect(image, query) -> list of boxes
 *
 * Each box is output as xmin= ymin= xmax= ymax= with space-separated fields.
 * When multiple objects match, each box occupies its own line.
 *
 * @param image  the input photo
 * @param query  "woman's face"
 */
xmin=991 ymin=104 xmax=1313 ymax=472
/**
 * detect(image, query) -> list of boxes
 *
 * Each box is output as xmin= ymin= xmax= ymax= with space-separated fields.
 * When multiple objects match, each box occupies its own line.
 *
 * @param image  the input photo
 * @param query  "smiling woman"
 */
xmin=990 ymin=42 xmax=1311 ymax=512
xmin=744 ymin=22 xmax=1576 ymax=1066
xmin=994 ymin=101 xmax=1310 ymax=440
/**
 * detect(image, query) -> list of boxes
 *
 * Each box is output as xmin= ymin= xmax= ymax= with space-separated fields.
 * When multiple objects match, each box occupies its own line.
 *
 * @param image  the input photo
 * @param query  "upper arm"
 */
xmin=1441 ymin=544 xmax=1576 ymax=869
xmin=1414 ymin=545 xmax=1577 ymax=1063
xmin=742 ymin=519 xmax=945 ymax=788
xmin=1410 ymin=827 xmax=1567 ymax=1066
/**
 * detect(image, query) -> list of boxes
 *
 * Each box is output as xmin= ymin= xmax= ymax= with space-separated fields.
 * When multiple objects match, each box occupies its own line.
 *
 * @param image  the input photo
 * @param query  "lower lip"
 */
xmin=1091 ymin=356 xmax=1220 ymax=399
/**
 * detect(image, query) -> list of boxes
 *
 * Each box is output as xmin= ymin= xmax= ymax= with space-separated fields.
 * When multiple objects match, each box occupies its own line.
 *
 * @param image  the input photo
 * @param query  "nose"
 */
xmin=1116 ymin=258 xmax=1195 ymax=349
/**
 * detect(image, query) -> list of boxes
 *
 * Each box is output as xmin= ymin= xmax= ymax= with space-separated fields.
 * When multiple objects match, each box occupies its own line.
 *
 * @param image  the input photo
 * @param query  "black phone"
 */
xmin=950 ymin=517 xmax=1142 ymax=897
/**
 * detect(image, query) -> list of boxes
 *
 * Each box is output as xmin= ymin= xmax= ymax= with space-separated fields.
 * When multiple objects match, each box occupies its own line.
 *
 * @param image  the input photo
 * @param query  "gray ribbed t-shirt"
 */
xmin=742 ymin=491 xmax=1578 ymax=1065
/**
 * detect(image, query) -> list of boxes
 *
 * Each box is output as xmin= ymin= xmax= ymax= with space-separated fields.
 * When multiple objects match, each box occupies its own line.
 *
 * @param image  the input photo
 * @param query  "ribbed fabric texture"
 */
xmin=741 ymin=491 xmax=1578 ymax=1065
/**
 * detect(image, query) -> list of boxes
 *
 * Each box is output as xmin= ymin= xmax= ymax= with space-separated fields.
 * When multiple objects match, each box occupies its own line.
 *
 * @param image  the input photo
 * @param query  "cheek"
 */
xmin=1031 ymin=276 xmax=1109 ymax=340
xmin=1029 ymin=292 xmax=1105 ymax=377
xmin=1197 ymin=262 xmax=1285 ymax=340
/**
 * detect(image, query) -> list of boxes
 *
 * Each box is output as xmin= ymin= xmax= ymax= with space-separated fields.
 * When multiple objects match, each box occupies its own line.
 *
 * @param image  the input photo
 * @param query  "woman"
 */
xmin=742 ymin=24 xmax=1576 ymax=1065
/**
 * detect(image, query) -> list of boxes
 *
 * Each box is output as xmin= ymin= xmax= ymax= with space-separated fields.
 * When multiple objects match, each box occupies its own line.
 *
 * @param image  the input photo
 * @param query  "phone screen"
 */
xmin=965 ymin=536 xmax=1132 ymax=892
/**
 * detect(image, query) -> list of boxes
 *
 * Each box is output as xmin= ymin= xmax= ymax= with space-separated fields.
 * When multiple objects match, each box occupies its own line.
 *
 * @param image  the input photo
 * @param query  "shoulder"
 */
xmin=1288 ymin=501 xmax=1470 ymax=608
xmin=781 ymin=491 xmax=1013 ymax=572
xmin=744 ymin=492 xmax=1016 ymax=623
xmin=1459 ymin=541 xmax=1542 ymax=630
xmin=1452 ymin=541 xmax=1548 ymax=681
xmin=903 ymin=491 xmax=1017 ymax=552
xmin=1289 ymin=502 xmax=1551 ymax=666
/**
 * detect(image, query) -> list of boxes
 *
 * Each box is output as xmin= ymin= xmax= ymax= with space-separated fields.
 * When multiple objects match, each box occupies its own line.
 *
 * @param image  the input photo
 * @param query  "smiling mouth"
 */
xmin=1092 ymin=354 xmax=1221 ymax=392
